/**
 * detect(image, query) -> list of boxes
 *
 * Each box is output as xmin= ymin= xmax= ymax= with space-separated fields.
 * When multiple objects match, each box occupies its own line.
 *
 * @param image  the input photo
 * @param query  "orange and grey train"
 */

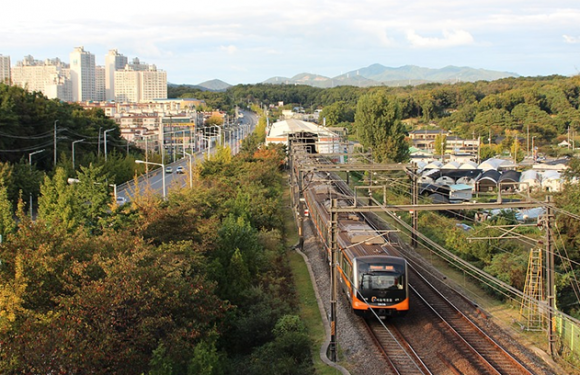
xmin=303 ymin=173 xmax=409 ymax=317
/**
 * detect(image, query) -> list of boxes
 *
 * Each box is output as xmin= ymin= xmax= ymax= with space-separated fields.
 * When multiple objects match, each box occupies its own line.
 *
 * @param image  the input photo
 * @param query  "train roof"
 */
xmin=354 ymin=255 xmax=407 ymax=265
xmin=342 ymin=223 xmax=386 ymax=245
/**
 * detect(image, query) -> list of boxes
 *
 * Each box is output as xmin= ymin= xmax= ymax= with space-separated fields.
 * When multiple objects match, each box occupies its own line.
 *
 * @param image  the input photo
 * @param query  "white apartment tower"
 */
xmin=95 ymin=66 xmax=106 ymax=101
xmin=114 ymin=63 xmax=167 ymax=103
xmin=105 ymin=49 xmax=128 ymax=101
xmin=0 ymin=55 xmax=10 ymax=84
xmin=70 ymin=46 xmax=96 ymax=102
xmin=140 ymin=67 xmax=167 ymax=101
xmin=11 ymin=56 xmax=72 ymax=101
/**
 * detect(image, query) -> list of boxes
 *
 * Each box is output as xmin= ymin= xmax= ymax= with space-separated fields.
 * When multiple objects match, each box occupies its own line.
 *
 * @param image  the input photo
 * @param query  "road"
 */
xmin=116 ymin=110 xmax=258 ymax=201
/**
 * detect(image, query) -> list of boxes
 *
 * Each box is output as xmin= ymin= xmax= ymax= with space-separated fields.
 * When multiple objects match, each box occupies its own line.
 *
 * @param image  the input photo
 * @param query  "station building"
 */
xmin=265 ymin=119 xmax=342 ymax=154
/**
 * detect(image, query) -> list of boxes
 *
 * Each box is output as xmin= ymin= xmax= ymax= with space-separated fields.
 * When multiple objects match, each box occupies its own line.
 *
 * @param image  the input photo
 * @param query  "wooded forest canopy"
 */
xmin=223 ymin=75 xmax=580 ymax=151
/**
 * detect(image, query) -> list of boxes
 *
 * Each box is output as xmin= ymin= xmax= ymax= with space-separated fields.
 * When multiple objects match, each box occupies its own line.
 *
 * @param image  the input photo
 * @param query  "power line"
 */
xmin=0 ymin=130 xmax=54 ymax=139
xmin=0 ymin=141 xmax=55 ymax=153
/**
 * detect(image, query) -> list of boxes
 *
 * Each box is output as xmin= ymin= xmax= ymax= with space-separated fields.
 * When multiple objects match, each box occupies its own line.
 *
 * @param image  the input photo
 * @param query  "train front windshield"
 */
xmin=360 ymin=273 xmax=404 ymax=291
xmin=356 ymin=260 xmax=406 ymax=295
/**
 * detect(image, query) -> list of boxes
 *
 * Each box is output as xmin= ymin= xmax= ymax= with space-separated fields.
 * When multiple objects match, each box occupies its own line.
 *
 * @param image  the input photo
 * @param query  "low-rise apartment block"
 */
xmin=409 ymin=129 xmax=479 ymax=155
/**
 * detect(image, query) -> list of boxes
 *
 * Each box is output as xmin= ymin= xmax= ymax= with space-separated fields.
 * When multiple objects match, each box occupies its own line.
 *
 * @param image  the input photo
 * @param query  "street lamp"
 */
xmin=135 ymin=160 xmax=166 ymax=199
xmin=72 ymin=139 xmax=84 ymax=169
xmin=67 ymin=178 xmax=118 ymax=203
xmin=29 ymin=149 xmax=45 ymax=167
xmin=104 ymin=129 xmax=114 ymax=162
xmin=532 ymin=136 xmax=536 ymax=162
xmin=210 ymin=125 xmax=222 ymax=145
xmin=110 ymin=183 xmax=117 ymax=201
xmin=199 ymin=135 xmax=213 ymax=159
xmin=184 ymin=151 xmax=194 ymax=188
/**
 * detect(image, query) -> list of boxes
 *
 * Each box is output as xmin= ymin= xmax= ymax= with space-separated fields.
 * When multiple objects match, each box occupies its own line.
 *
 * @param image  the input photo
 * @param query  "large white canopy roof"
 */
xmin=266 ymin=119 xmax=336 ymax=138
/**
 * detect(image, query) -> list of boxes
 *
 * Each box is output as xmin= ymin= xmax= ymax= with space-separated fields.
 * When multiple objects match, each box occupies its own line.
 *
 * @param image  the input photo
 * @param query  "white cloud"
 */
xmin=220 ymin=45 xmax=238 ymax=54
xmin=2 ymin=0 xmax=579 ymax=83
xmin=563 ymin=35 xmax=580 ymax=44
xmin=352 ymin=20 xmax=396 ymax=47
xmin=406 ymin=29 xmax=475 ymax=48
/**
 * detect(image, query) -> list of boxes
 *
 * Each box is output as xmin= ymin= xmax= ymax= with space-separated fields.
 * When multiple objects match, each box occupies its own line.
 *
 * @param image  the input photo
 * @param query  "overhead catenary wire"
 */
xmin=0 ymin=141 xmax=55 ymax=153
xmin=372 ymin=168 xmax=580 ymax=310
xmin=307 ymin=155 xmax=580 ymax=331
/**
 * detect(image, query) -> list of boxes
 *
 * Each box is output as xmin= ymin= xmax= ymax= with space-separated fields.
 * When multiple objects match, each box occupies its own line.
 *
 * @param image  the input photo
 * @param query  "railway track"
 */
xmin=363 ymin=317 xmax=431 ymax=374
xmin=328 ymin=173 xmax=541 ymax=374
xmin=360 ymin=258 xmax=536 ymax=374
xmin=407 ymin=268 xmax=534 ymax=374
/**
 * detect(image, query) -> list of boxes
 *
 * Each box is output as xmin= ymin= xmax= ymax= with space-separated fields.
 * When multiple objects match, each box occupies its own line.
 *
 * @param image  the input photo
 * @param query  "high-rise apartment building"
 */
xmin=105 ymin=49 xmax=128 ymax=101
xmin=114 ymin=63 xmax=167 ymax=103
xmin=7 ymin=47 xmax=166 ymax=103
xmin=114 ymin=69 xmax=140 ymax=103
xmin=70 ymin=46 xmax=96 ymax=102
xmin=127 ymin=57 xmax=150 ymax=71
xmin=95 ymin=66 xmax=106 ymax=102
xmin=11 ymin=56 xmax=72 ymax=101
xmin=141 ymin=68 xmax=167 ymax=101
xmin=44 ymin=72 xmax=73 ymax=102
xmin=0 ymin=55 xmax=10 ymax=84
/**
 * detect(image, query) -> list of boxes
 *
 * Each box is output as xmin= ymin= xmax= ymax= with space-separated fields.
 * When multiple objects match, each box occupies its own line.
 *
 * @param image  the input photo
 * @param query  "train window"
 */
xmin=360 ymin=262 xmax=403 ymax=274
xmin=361 ymin=274 xmax=404 ymax=291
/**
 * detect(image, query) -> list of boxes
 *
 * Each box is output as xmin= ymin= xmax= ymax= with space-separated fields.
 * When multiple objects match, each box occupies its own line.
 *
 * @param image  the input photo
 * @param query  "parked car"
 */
xmin=176 ymin=166 xmax=185 ymax=174
xmin=165 ymin=166 xmax=173 ymax=173
xmin=116 ymin=196 xmax=127 ymax=206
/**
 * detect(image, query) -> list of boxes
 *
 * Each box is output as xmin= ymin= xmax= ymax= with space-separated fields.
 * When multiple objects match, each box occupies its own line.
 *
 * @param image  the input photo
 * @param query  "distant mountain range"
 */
xmin=168 ymin=79 xmax=231 ymax=92
xmin=262 ymin=64 xmax=520 ymax=88
xmin=174 ymin=64 xmax=520 ymax=91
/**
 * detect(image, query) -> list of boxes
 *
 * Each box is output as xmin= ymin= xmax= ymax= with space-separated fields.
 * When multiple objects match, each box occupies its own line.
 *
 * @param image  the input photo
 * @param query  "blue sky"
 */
xmin=2 ymin=0 xmax=579 ymax=85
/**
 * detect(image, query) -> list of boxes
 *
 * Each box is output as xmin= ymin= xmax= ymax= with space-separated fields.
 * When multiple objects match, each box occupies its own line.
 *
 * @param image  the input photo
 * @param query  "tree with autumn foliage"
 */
xmin=0 ymin=180 xmax=15 ymax=240
xmin=0 ymin=223 xmax=229 ymax=374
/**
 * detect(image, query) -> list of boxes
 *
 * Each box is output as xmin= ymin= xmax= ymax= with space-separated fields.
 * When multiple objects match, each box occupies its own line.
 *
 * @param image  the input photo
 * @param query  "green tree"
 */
xmin=434 ymin=133 xmax=447 ymax=158
xmin=149 ymin=343 xmax=174 ymax=375
xmin=0 ymin=180 xmax=15 ymax=240
xmin=353 ymin=92 xmax=409 ymax=162
xmin=37 ymin=165 xmax=111 ymax=232
xmin=510 ymin=137 xmax=524 ymax=162
xmin=187 ymin=334 xmax=224 ymax=375
xmin=247 ymin=314 xmax=313 ymax=375
xmin=319 ymin=101 xmax=354 ymax=126
xmin=37 ymin=167 xmax=79 ymax=230
xmin=0 ymin=233 xmax=229 ymax=374
xmin=206 ymin=115 xmax=224 ymax=127
xmin=74 ymin=164 xmax=113 ymax=228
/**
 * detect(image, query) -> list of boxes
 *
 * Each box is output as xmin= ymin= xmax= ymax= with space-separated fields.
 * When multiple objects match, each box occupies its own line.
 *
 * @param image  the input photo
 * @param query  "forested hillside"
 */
xmin=0 ymin=123 xmax=314 ymax=373
xmin=226 ymin=75 xmax=580 ymax=157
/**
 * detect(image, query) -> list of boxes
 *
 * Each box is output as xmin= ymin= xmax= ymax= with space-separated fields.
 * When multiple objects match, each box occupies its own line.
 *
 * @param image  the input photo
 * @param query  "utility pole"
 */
xmin=54 ymin=120 xmax=59 ymax=166
xmin=545 ymin=196 xmax=556 ymax=356
xmin=329 ymin=198 xmax=338 ymax=362
xmin=104 ymin=129 xmax=114 ymax=162
xmin=527 ymin=123 xmax=530 ymax=158
xmin=29 ymin=149 xmax=45 ymax=219
xmin=477 ymin=136 xmax=481 ymax=164
xmin=411 ymin=163 xmax=418 ymax=248
xmin=160 ymin=118 xmax=165 ymax=167
xmin=98 ymin=127 xmax=102 ymax=156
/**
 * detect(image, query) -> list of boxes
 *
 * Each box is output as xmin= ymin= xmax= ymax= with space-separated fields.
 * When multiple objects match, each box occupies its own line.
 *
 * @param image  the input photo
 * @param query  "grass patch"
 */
xmin=282 ymin=186 xmax=343 ymax=374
